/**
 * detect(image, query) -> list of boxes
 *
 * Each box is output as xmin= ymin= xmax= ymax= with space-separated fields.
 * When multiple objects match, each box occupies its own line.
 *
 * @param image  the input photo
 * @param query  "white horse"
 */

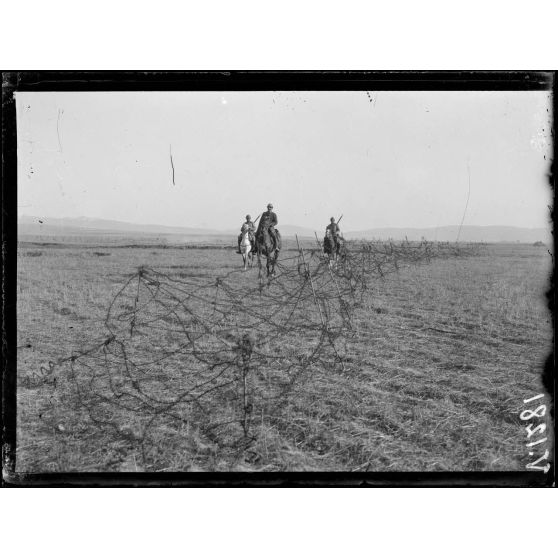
xmin=239 ymin=230 xmax=254 ymax=271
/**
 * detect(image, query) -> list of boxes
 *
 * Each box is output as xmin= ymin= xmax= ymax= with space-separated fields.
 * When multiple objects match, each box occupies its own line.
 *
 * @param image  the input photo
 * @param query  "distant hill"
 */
xmin=17 ymin=216 xmax=551 ymax=244
xmin=18 ymin=216 xmax=231 ymax=237
xmin=17 ymin=216 xmax=320 ymax=239
xmin=344 ymin=225 xmax=551 ymax=244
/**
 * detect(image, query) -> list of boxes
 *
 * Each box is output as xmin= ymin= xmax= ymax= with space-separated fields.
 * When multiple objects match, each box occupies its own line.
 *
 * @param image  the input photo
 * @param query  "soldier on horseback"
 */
xmin=256 ymin=203 xmax=279 ymax=247
xmin=326 ymin=217 xmax=341 ymax=246
xmin=323 ymin=216 xmax=344 ymax=263
xmin=254 ymin=203 xmax=281 ymax=276
xmin=237 ymin=214 xmax=255 ymax=254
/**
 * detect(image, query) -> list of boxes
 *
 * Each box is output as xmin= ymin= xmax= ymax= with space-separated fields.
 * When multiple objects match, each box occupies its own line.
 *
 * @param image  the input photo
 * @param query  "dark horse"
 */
xmin=255 ymin=227 xmax=281 ymax=277
xmin=323 ymin=229 xmax=343 ymax=265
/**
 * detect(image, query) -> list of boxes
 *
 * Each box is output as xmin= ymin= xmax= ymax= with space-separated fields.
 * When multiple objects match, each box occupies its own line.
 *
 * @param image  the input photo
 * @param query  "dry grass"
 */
xmin=16 ymin=240 xmax=553 ymax=472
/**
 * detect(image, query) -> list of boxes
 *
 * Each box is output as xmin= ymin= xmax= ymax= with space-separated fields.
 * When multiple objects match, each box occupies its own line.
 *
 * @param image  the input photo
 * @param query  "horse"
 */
xmin=255 ymin=227 xmax=281 ymax=277
xmin=239 ymin=229 xmax=254 ymax=271
xmin=323 ymin=229 xmax=342 ymax=265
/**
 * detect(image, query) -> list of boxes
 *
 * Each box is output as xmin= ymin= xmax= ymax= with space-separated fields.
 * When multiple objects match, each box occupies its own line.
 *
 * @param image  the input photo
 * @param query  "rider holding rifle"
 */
xmin=326 ymin=215 xmax=342 ymax=244
xmin=256 ymin=203 xmax=279 ymax=245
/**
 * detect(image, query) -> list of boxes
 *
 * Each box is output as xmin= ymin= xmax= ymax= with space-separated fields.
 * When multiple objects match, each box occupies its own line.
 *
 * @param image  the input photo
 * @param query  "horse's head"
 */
xmin=256 ymin=227 xmax=281 ymax=263
xmin=258 ymin=228 xmax=272 ymax=250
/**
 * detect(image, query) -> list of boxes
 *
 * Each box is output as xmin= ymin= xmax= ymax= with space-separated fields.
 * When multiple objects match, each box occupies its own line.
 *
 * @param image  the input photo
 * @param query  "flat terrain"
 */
xmin=16 ymin=238 xmax=553 ymax=472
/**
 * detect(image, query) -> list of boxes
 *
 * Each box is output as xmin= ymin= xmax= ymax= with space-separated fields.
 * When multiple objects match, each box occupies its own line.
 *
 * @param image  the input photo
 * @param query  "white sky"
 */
xmin=16 ymin=90 xmax=552 ymax=231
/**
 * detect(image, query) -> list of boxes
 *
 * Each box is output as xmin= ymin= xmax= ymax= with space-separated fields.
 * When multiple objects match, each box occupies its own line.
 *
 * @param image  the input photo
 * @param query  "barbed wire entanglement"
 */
xmin=28 ymin=238 xmax=486 ymax=469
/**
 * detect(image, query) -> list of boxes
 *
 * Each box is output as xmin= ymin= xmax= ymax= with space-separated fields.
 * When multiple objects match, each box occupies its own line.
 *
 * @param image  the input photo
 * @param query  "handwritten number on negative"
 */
xmin=525 ymin=423 xmax=546 ymax=438
xmin=523 ymin=394 xmax=544 ymax=404
xmin=526 ymin=437 xmax=547 ymax=448
xmin=519 ymin=405 xmax=546 ymax=421
xmin=526 ymin=449 xmax=551 ymax=473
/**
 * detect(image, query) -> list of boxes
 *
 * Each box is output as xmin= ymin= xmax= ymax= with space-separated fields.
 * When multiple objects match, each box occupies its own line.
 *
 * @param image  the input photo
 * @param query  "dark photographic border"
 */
xmin=2 ymin=71 xmax=555 ymax=487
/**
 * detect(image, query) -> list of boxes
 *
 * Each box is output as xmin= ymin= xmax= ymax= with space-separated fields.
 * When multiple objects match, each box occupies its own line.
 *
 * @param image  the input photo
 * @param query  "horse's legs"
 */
xmin=257 ymin=250 xmax=263 ymax=278
xmin=246 ymin=248 xmax=253 ymax=270
xmin=268 ymin=251 xmax=277 ymax=277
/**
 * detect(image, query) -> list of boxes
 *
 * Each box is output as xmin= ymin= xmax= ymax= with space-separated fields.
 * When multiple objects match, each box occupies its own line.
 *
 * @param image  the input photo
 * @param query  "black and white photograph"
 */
xmin=3 ymin=72 xmax=554 ymax=482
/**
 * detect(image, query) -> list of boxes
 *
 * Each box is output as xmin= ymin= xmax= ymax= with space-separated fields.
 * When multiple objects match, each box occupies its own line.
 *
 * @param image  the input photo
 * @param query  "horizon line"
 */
xmin=16 ymin=214 xmax=551 ymax=233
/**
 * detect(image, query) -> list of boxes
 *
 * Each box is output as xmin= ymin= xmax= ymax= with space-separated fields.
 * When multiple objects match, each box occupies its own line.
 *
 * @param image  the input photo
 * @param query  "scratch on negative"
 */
xmin=57 ymin=108 xmax=64 ymax=152
xmin=169 ymin=144 xmax=175 ymax=185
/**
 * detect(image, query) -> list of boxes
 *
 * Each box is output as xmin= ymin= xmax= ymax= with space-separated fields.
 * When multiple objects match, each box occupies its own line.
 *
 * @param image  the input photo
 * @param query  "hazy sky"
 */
xmin=16 ymin=90 xmax=552 ymax=231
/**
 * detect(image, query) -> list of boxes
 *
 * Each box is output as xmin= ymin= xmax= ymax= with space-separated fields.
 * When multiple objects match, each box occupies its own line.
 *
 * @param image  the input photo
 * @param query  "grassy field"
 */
xmin=16 ymin=238 xmax=553 ymax=472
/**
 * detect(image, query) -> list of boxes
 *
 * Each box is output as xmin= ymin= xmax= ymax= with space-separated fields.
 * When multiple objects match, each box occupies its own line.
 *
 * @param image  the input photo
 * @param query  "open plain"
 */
xmin=16 ymin=237 xmax=553 ymax=472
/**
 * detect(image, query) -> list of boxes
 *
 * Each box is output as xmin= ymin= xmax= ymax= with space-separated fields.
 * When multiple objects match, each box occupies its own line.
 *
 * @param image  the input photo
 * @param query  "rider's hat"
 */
xmin=267 ymin=203 xmax=273 ymax=209
xmin=330 ymin=217 xmax=335 ymax=221
xmin=246 ymin=214 xmax=251 ymax=220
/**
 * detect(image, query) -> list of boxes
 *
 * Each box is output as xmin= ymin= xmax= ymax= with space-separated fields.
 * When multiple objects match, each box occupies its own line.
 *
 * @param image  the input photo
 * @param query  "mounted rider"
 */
xmin=256 ymin=203 xmax=280 ymax=247
xmin=325 ymin=217 xmax=341 ymax=246
xmin=237 ymin=214 xmax=256 ymax=254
